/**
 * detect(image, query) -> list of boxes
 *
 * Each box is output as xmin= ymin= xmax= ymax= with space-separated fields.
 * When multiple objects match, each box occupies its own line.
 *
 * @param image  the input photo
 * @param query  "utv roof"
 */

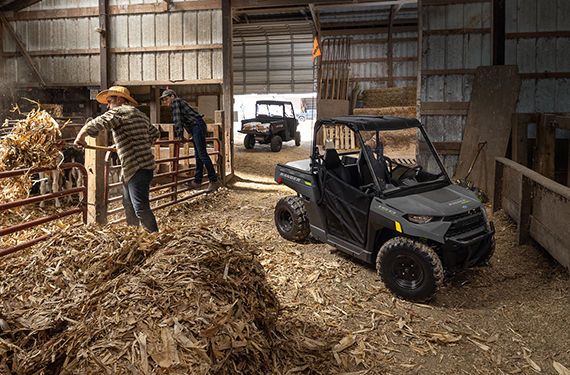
xmin=318 ymin=116 xmax=420 ymax=131
xmin=256 ymin=100 xmax=293 ymax=105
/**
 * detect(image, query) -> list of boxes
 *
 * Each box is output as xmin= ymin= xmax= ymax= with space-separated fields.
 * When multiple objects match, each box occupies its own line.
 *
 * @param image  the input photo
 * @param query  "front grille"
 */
xmin=445 ymin=208 xmax=486 ymax=238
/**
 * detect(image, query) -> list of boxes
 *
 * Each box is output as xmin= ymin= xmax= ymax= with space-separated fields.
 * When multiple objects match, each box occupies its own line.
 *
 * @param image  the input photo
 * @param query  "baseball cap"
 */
xmin=160 ymin=89 xmax=177 ymax=99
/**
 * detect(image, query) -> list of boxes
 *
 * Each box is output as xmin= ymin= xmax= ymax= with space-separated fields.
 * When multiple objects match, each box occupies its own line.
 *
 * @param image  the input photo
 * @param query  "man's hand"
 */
xmin=74 ymin=129 xmax=88 ymax=148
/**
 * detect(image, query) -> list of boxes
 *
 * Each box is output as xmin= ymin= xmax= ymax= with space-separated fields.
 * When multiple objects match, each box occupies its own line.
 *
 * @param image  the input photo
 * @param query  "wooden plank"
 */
xmin=423 ymin=0 xmax=489 ymax=4
xmin=422 ymin=68 xmax=477 ymax=75
xmin=421 ymin=101 xmax=470 ymax=115
xmin=423 ymin=28 xmax=490 ymax=36
xmin=534 ymin=114 xmax=556 ymax=180
xmin=492 ymin=158 xmax=503 ymax=212
xmin=510 ymin=113 xmax=528 ymax=166
xmin=454 ymin=66 xmax=520 ymax=197
xmin=433 ymin=141 xmax=462 ymax=155
xmin=517 ymin=175 xmax=532 ymax=245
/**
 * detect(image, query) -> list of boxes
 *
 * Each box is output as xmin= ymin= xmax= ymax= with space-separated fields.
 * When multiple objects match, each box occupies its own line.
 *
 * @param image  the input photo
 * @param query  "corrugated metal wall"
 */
xmin=233 ymin=33 xmax=314 ymax=94
xmin=2 ymin=0 xmax=222 ymax=87
xmin=419 ymin=1 xmax=492 ymax=175
xmin=505 ymin=0 xmax=570 ymax=113
xmin=350 ymin=32 xmax=418 ymax=91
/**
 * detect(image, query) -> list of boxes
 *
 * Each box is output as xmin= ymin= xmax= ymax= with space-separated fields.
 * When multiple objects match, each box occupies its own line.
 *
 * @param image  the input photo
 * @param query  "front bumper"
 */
xmin=440 ymin=222 xmax=495 ymax=270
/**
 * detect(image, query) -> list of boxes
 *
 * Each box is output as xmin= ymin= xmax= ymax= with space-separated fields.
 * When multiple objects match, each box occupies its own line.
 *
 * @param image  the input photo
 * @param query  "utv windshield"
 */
xmin=256 ymin=103 xmax=284 ymax=117
xmin=317 ymin=124 xmax=449 ymax=197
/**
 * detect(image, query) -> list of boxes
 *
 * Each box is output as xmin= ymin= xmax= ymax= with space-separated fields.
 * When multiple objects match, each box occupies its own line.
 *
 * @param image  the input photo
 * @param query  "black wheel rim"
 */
xmin=277 ymin=209 xmax=293 ymax=233
xmin=391 ymin=254 xmax=425 ymax=290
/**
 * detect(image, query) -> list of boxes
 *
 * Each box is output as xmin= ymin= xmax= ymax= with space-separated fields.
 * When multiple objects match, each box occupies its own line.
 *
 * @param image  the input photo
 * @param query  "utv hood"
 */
xmin=383 ymin=184 xmax=481 ymax=217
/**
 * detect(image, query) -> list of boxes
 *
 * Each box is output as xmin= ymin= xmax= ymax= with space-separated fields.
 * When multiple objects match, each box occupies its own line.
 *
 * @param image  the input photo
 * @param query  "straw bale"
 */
xmin=0 ymin=223 xmax=280 ymax=374
xmin=353 ymin=106 xmax=416 ymax=118
xmin=361 ymin=86 xmax=416 ymax=108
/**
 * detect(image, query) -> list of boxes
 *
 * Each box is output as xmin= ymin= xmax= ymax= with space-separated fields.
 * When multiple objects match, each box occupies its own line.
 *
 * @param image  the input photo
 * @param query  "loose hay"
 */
xmin=0 ymin=223 xmax=280 ymax=374
xmin=0 ymin=106 xmax=63 ymax=202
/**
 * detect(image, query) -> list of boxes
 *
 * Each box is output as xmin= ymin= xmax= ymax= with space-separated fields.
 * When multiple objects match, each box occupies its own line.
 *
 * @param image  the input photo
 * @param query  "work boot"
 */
xmin=186 ymin=180 xmax=201 ymax=190
xmin=206 ymin=180 xmax=221 ymax=192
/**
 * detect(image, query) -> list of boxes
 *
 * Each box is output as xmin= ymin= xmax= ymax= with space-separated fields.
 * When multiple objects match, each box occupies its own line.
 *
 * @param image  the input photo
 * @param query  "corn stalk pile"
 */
xmin=0 ymin=106 xmax=63 ymax=203
xmin=0 ymin=222 xmax=281 ymax=374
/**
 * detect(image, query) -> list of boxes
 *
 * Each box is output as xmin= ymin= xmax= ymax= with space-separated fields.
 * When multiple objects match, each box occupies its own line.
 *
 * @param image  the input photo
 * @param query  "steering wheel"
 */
xmin=399 ymin=165 xmax=423 ymax=180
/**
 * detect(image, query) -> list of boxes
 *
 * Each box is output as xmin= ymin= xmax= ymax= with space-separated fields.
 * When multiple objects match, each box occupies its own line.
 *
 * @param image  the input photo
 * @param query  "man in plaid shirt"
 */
xmin=75 ymin=86 xmax=160 ymax=232
xmin=161 ymin=89 xmax=220 ymax=192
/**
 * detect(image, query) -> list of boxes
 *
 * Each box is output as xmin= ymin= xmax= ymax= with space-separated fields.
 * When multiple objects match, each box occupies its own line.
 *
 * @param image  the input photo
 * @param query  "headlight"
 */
xmin=406 ymin=215 xmax=433 ymax=224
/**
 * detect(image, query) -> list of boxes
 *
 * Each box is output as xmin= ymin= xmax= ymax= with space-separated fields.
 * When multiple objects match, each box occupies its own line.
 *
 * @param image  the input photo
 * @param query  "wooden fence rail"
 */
xmin=493 ymin=157 xmax=570 ymax=270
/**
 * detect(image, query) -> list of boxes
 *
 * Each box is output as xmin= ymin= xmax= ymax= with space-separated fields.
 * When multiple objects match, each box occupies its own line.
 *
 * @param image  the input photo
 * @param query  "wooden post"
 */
xmin=535 ymin=114 xmax=556 ymax=180
xmin=84 ymin=0 xmax=110 ymax=225
xmin=492 ymin=0 xmax=506 ymax=65
xmin=511 ymin=113 xmax=528 ymax=166
xmin=149 ymin=86 xmax=160 ymax=124
xmin=86 ymin=133 xmax=109 ymax=224
xmin=492 ymin=159 xmax=504 ymax=212
xmin=517 ymin=175 xmax=532 ymax=245
xmin=99 ymin=0 xmax=109 ymax=90
xmin=222 ymin=0 xmax=233 ymax=184
xmin=215 ymin=110 xmax=225 ymax=180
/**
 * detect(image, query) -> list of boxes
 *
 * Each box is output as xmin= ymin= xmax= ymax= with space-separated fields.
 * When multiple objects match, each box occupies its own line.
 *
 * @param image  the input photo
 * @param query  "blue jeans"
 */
xmin=191 ymin=123 xmax=218 ymax=183
xmin=123 ymin=169 xmax=159 ymax=232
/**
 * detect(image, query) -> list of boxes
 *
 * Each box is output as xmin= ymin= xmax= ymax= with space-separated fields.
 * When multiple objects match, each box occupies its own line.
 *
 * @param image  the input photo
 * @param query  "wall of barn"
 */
xmin=349 ymin=32 xmax=418 ymax=92
xmin=419 ymin=0 xmax=570 ymax=176
xmin=1 ymin=0 xmax=223 ymax=87
xmin=419 ymin=0 xmax=492 ymax=175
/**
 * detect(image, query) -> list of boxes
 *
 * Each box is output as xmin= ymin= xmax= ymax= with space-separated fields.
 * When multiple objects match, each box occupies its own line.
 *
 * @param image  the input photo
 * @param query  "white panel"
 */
xmin=517 ymin=38 xmax=536 ymax=73
xmin=538 ymin=0 xmax=557 ymax=31
xmin=464 ymin=34 xmax=482 ymax=68
xmin=156 ymin=52 xmax=169 ymax=81
xmin=183 ymin=11 xmax=197 ymax=45
xmin=169 ymin=12 xmax=183 ymax=46
xmin=183 ymin=51 xmax=197 ymax=80
xmin=128 ymin=15 xmax=142 ymax=48
xmin=556 ymin=38 xmax=570 ymax=71
xmin=536 ymin=38 xmax=556 ymax=72
xmin=558 ymin=0 xmax=570 ymax=31
xmin=197 ymin=11 xmax=211 ymax=44
xmin=142 ymin=53 xmax=156 ymax=81
xmin=505 ymin=0 xmax=518 ymax=33
xmin=535 ymin=79 xmax=556 ymax=112
xmin=90 ymin=55 xmax=100 ymax=84
xmin=77 ymin=18 xmax=90 ymax=49
xmin=517 ymin=79 xmax=536 ymax=112
xmin=212 ymin=10 xmax=222 ymax=44
xmin=446 ymin=35 xmax=463 ymax=69
xmin=198 ymin=50 xmax=212 ymax=79
xmin=555 ymin=79 xmax=570 ymax=112
xmin=518 ymin=0 xmax=537 ymax=32
xmin=141 ymin=14 xmax=155 ymax=47
xmin=27 ymin=21 xmax=40 ymax=51
xmin=64 ymin=19 xmax=79 ymax=50
xmin=155 ymin=13 xmax=169 ymax=47
xmin=169 ymin=52 xmax=183 ymax=81
xmin=129 ymin=54 xmax=142 ymax=82
xmin=89 ymin=17 xmax=100 ymax=49
xmin=446 ymin=5 xmax=463 ymax=29
xmin=112 ymin=15 xmax=129 ymax=48
xmin=115 ymin=54 xmax=129 ymax=82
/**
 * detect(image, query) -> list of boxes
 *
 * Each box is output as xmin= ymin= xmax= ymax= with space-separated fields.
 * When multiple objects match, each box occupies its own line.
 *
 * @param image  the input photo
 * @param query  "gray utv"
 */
xmin=274 ymin=116 xmax=495 ymax=302
xmin=239 ymin=100 xmax=301 ymax=152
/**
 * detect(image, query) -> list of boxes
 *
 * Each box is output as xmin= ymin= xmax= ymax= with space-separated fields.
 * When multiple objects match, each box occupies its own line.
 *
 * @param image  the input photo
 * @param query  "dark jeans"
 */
xmin=191 ymin=123 xmax=218 ymax=183
xmin=123 ymin=169 xmax=159 ymax=232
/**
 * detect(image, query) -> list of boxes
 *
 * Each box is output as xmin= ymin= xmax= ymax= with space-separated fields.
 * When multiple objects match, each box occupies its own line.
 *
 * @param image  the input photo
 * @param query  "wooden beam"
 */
xmin=0 ymin=0 xmax=41 ymax=11
xmin=433 ymin=141 xmax=462 ymax=155
xmin=423 ymin=28 xmax=490 ymax=36
xmin=0 ymin=15 xmax=46 ymax=87
xmin=506 ymin=31 xmax=570 ymax=39
xmin=308 ymin=3 xmax=321 ymax=40
xmin=422 ymin=68 xmax=477 ymax=76
xmin=232 ymin=0 xmax=394 ymax=8
xmin=222 ymin=0 xmax=233 ymax=183
xmin=492 ymin=0 xmax=505 ymax=65
xmin=423 ymin=0 xmax=488 ymax=4
xmin=6 ymin=1 xmax=221 ymax=21
xmin=149 ymin=87 xmax=161 ymax=124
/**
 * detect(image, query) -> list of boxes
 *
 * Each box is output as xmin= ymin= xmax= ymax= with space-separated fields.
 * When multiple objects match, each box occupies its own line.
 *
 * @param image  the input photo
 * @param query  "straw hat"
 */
xmin=95 ymin=86 xmax=138 ymax=105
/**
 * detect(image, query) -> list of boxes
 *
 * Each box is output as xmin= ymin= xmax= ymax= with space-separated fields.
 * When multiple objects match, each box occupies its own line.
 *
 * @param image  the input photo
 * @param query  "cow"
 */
xmin=37 ymin=147 xmax=85 ymax=208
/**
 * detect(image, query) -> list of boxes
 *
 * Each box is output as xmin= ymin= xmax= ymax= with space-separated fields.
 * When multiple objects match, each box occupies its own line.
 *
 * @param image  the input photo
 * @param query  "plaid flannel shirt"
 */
xmin=171 ymin=98 xmax=205 ymax=139
xmin=83 ymin=105 xmax=160 ymax=183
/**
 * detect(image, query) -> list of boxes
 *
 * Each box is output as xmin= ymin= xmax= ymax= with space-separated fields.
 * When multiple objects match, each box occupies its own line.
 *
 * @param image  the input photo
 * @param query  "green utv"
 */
xmin=274 ymin=116 xmax=495 ymax=302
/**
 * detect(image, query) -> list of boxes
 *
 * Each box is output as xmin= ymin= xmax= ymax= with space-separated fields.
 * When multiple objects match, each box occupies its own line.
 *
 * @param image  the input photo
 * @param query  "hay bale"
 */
xmin=354 ymin=106 xmax=417 ymax=118
xmin=361 ymin=86 xmax=416 ymax=108
xmin=0 ymin=223 xmax=280 ymax=374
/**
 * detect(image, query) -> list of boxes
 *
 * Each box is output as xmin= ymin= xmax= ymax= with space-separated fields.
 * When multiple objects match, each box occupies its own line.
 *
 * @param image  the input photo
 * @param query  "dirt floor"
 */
xmin=172 ymin=136 xmax=570 ymax=374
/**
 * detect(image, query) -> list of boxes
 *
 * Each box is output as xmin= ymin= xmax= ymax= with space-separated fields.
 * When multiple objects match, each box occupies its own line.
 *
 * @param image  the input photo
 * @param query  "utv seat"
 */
xmin=357 ymin=145 xmax=393 ymax=189
xmin=324 ymin=148 xmax=358 ymax=187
